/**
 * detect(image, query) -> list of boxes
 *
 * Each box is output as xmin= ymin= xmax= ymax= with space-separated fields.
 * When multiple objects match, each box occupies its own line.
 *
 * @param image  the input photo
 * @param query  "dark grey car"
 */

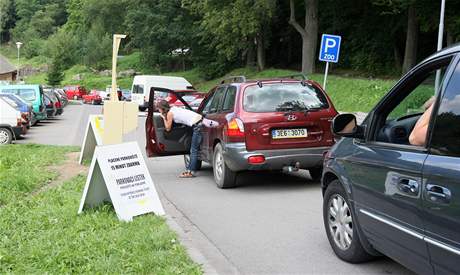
xmin=322 ymin=45 xmax=460 ymax=274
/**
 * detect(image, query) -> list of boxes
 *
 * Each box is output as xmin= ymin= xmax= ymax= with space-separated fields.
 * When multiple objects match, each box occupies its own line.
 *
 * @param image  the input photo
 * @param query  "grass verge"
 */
xmin=0 ymin=144 xmax=78 ymax=206
xmin=0 ymin=175 xmax=202 ymax=274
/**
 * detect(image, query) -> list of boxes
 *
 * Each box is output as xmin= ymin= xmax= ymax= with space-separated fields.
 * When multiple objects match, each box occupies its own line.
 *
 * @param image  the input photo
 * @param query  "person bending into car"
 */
xmin=157 ymin=100 xmax=217 ymax=178
xmin=409 ymin=97 xmax=435 ymax=146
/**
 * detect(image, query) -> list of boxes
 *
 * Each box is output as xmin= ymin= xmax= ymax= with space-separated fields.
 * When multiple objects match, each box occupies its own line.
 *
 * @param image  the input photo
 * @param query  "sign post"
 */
xmin=319 ymin=34 xmax=342 ymax=90
xmin=78 ymin=35 xmax=162 ymax=221
xmin=103 ymin=34 xmax=138 ymax=145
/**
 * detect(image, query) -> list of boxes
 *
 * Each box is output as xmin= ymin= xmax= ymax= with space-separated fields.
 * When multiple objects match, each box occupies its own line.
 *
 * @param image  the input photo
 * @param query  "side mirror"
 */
xmin=332 ymin=114 xmax=364 ymax=138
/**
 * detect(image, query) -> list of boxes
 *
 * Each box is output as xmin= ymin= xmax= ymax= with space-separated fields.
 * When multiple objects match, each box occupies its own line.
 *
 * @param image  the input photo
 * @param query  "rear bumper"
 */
xmin=222 ymin=142 xmax=329 ymax=172
xmin=46 ymin=109 xmax=55 ymax=117
xmin=34 ymin=111 xmax=47 ymax=121
xmin=12 ymin=126 xmax=23 ymax=138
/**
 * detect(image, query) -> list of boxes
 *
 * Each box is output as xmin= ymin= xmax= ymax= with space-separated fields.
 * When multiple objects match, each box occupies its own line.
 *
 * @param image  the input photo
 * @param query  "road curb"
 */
xmin=160 ymin=196 xmax=240 ymax=275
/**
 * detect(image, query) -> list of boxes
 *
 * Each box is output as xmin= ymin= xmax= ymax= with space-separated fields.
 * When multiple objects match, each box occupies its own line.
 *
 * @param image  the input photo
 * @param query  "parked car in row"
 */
xmin=321 ymin=45 xmax=460 ymax=274
xmin=131 ymin=75 xmax=196 ymax=111
xmin=53 ymin=88 xmax=69 ymax=107
xmin=146 ymin=75 xmax=338 ymax=188
xmin=82 ymin=90 xmax=103 ymax=105
xmin=0 ymin=95 xmax=27 ymax=144
xmin=0 ymin=84 xmax=47 ymax=125
xmin=0 ymin=94 xmax=34 ymax=128
xmin=64 ymin=85 xmax=87 ymax=100
xmin=44 ymin=89 xmax=64 ymax=116
xmin=171 ymin=92 xmax=205 ymax=111
xmin=0 ymin=84 xmax=70 ymax=145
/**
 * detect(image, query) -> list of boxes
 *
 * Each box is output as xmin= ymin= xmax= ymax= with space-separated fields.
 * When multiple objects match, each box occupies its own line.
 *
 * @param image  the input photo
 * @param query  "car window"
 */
xmin=1 ymin=96 xmax=19 ymax=108
xmin=133 ymin=84 xmax=144 ymax=94
xmin=430 ymin=61 xmax=460 ymax=157
xmin=243 ymin=83 xmax=328 ymax=112
xmin=208 ymin=86 xmax=226 ymax=113
xmin=18 ymin=89 xmax=36 ymax=101
xmin=1 ymin=89 xmax=17 ymax=95
xmin=388 ymin=69 xmax=446 ymax=119
xmin=222 ymin=86 xmax=237 ymax=112
xmin=374 ymin=57 xmax=452 ymax=145
xmin=202 ymin=90 xmax=216 ymax=114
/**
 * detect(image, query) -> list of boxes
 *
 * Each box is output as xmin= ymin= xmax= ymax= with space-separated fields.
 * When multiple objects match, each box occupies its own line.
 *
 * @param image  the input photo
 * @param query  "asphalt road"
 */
xmin=18 ymin=104 xmax=412 ymax=275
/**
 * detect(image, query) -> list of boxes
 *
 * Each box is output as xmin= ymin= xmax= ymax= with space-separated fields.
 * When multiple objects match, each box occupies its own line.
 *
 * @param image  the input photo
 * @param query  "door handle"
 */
xmin=397 ymin=178 xmax=419 ymax=195
xmin=426 ymin=184 xmax=451 ymax=204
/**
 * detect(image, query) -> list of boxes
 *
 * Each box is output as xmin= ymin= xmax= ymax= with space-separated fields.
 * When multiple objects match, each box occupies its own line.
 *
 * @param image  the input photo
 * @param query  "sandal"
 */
xmin=179 ymin=171 xmax=195 ymax=178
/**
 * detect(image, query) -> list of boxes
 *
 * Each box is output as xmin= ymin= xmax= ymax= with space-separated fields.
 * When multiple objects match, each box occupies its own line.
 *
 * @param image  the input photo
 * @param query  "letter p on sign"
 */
xmin=319 ymin=34 xmax=341 ymax=63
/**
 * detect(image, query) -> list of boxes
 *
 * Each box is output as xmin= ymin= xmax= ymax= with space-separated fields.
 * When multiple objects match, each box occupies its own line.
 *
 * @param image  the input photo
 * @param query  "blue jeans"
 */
xmin=188 ymin=124 xmax=202 ymax=172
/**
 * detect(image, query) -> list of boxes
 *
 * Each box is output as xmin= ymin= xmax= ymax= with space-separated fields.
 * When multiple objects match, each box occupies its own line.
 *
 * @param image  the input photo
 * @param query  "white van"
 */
xmin=0 ymin=96 xmax=25 ymax=144
xmin=130 ymin=75 xmax=194 ymax=111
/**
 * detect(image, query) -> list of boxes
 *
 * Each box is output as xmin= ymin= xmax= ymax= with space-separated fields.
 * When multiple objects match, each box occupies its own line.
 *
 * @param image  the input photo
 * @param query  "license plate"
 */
xmin=272 ymin=128 xmax=308 ymax=139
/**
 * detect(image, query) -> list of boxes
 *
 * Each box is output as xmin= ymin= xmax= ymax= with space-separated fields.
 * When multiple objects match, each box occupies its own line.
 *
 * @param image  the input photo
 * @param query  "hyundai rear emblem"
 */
xmin=287 ymin=114 xmax=297 ymax=121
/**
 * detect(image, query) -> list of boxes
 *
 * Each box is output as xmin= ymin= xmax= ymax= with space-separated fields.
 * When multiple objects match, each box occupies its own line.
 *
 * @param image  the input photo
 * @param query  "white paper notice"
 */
xmin=78 ymin=141 xmax=165 ymax=221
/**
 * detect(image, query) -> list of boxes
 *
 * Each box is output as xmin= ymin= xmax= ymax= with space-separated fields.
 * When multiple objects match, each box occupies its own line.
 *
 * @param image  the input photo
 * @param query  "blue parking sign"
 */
xmin=319 ymin=34 xmax=341 ymax=63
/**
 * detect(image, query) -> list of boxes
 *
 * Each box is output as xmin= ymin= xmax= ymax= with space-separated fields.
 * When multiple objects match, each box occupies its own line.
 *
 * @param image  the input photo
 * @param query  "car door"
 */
xmin=145 ymin=87 xmax=194 ymax=157
xmin=199 ymin=85 xmax=227 ymax=162
xmin=422 ymin=56 xmax=460 ymax=274
xmin=348 ymin=55 xmax=455 ymax=274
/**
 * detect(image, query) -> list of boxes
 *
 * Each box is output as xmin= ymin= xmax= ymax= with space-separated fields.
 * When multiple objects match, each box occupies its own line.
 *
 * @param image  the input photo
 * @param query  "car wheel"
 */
xmin=184 ymin=154 xmax=202 ymax=171
xmin=323 ymin=180 xmax=374 ymax=263
xmin=213 ymin=143 xmax=237 ymax=188
xmin=309 ymin=167 xmax=323 ymax=181
xmin=0 ymin=128 xmax=13 ymax=144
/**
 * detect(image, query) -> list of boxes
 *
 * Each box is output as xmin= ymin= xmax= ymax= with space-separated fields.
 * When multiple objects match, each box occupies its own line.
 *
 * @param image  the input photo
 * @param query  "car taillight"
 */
xmin=55 ymin=101 xmax=62 ymax=108
xmin=248 ymin=155 xmax=265 ymax=164
xmin=226 ymin=118 xmax=245 ymax=138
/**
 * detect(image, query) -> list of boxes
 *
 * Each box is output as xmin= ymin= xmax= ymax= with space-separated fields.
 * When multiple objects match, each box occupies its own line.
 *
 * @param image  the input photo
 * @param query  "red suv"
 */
xmin=64 ymin=85 xmax=87 ymax=100
xmin=146 ymin=75 xmax=338 ymax=188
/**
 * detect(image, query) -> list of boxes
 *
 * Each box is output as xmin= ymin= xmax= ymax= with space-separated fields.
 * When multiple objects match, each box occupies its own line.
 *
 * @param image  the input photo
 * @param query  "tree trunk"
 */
xmin=402 ymin=5 xmax=418 ymax=74
xmin=446 ymin=31 xmax=454 ymax=46
xmin=303 ymin=0 xmax=318 ymax=74
xmin=393 ymin=42 xmax=402 ymax=70
xmin=256 ymin=32 xmax=265 ymax=71
xmin=246 ymin=38 xmax=256 ymax=68
xmin=289 ymin=0 xmax=318 ymax=74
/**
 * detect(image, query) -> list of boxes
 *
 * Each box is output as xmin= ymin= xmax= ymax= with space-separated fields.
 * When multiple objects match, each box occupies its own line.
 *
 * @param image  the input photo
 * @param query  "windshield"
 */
xmin=243 ymin=83 xmax=328 ymax=112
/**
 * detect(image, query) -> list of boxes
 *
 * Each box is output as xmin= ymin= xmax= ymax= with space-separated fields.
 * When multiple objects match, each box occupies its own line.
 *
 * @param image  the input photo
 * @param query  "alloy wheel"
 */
xmin=214 ymin=149 xmax=224 ymax=182
xmin=0 ymin=129 xmax=10 ymax=144
xmin=328 ymin=194 xmax=353 ymax=251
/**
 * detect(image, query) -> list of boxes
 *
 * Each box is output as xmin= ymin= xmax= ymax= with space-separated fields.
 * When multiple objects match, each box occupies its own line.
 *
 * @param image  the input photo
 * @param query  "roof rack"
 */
xmin=279 ymin=74 xmax=308 ymax=80
xmin=220 ymin=76 xmax=247 ymax=84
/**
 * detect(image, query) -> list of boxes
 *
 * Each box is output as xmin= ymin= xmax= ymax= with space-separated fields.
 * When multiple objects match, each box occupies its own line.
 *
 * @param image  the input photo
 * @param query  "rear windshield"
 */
xmin=1 ymin=96 xmax=19 ymax=109
xmin=132 ymin=84 xmax=144 ymax=94
xmin=18 ymin=89 xmax=37 ymax=101
xmin=1 ymin=88 xmax=36 ymax=102
xmin=243 ymin=83 xmax=329 ymax=112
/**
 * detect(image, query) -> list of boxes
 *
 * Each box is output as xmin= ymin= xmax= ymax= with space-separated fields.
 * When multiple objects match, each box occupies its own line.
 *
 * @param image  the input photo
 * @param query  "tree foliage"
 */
xmin=0 ymin=0 xmax=458 ymax=78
